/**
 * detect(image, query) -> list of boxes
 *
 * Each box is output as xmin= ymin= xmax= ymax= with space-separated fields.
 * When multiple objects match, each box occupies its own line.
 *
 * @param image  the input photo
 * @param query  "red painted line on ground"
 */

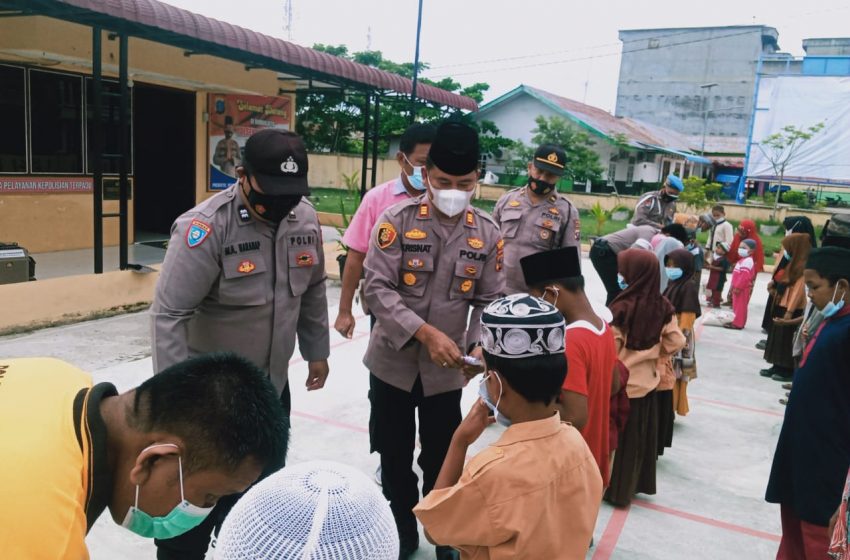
xmin=291 ymin=409 xmax=369 ymax=434
xmin=592 ymin=505 xmax=631 ymax=560
xmin=288 ymin=330 xmax=370 ymax=366
xmin=689 ymin=395 xmax=785 ymax=417
xmin=632 ymin=499 xmax=782 ymax=542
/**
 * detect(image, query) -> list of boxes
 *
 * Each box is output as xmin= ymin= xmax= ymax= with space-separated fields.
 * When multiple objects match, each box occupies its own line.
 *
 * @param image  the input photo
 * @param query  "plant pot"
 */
xmin=611 ymin=210 xmax=629 ymax=221
xmin=760 ymin=225 xmax=780 ymax=236
xmin=336 ymin=253 xmax=347 ymax=280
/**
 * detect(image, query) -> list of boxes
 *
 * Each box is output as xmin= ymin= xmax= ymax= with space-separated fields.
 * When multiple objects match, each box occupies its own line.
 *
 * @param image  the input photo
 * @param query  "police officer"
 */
xmin=590 ymin=224 xmax=659 ymax=304
xmin=492 ymin=144 xmax=581 ymax=294
xmin=631 ymin=173 xmax=683 ymax=228
xmin=150 ymin=129 xmax=330 ymax=559
xmin=363 ymin=121 xmax=505 ymax=560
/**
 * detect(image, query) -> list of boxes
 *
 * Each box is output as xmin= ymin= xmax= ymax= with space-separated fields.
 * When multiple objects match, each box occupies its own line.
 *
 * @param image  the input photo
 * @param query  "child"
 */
xmin=521 ymin=246 xmax=619 ymax=486
xmin=214 ymin=461 xmax=399 ymax=559
xmin=414 ymin=294 xmax=603 ymax=559
xmin=724 ymin=239 xmax=757 ymax=330
xmin=766 ymin=246 xmax=850 ymax=559
xmin=705 ymin=242 xmax=730 ymax=307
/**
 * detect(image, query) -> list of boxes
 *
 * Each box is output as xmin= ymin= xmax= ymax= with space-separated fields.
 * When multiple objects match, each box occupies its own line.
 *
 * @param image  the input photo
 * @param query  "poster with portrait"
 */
xmin=208 ymin=94 xmax=293 ymax=190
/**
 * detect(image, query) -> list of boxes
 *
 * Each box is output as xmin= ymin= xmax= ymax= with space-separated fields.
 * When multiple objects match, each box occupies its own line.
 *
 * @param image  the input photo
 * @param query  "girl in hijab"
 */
xmin=757 ymin=217 xmax=818 ymax=349
xmin=655 ymin=223 xmax=689 ymax=292
xmin=760 ymin=233 xmax=812 ymax=381
xmin=605 ymin=249 xmax=685 ymax=507
xmin=727 ymin=219 xmax=765 ymax=273
xmin=662 ymin=249 xmax=702 ymax=427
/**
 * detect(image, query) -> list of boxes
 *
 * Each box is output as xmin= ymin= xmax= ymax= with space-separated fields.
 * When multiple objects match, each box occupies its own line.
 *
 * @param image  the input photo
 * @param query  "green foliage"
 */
xmin=678 ymin=176 xmax=722 ymax=208
xmin=589 ymin=202 xmax=611 ymax=237
xmin=757 ymin=122 xmax=825 ymax=219
xmin=530 ymin=116 xmax=603 ymax=183
xmin=297 ymin=44 xmax=509 ymax=159
xmin=779 ymin=190 xmax=806 ymax=207
xmin=341 ymin=170 xmax=360 ymax=196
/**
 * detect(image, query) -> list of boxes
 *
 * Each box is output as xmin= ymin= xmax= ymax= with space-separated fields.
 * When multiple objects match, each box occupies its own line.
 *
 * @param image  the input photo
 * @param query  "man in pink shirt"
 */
xmin=334 ymin=123 xmax=436 ymax=338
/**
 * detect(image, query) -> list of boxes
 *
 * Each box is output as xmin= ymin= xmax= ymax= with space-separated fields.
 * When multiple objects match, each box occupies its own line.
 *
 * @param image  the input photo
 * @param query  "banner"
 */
xmin=208 ymin=94 xmax=293 ymax=191
xmin=0 ymin=177 xmax=93 ymax=194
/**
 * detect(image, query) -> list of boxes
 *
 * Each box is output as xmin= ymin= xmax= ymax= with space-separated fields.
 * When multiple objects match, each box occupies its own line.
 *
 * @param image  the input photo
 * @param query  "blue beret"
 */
xmin=666 ymin=174 xmax=684 ymax=191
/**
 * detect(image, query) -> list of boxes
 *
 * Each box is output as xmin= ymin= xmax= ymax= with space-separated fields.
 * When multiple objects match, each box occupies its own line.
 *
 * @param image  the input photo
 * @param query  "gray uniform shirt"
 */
xmin=363 ymin=196 xmax=505 ymax=397
xmin=631 ymin=190 xmax=677 ymax=228
xmin=492 ymin=187 xmax=581 ymax=294
xmin=603 ymin=225 xmax=659 ymax=253
xmin=150 ymin=184 xmax=330 ymax=395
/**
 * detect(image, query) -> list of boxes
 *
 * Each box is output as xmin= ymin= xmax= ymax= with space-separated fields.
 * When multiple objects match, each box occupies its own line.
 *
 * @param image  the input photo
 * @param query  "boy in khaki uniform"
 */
xmin=415 ymin=294 xmax=603 ymax=560
xmin=492 ymin=144 xmax=581 ymax=294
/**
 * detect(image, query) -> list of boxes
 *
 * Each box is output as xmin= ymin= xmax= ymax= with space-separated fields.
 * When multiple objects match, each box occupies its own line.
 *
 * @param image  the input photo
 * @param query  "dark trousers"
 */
xmin=369 ymin=373 xmax=462 ymax=543
xmin=155 ymin=383 xmax=291 ymax=560
xmin=590 ymin=240 xmax=621 ymax=305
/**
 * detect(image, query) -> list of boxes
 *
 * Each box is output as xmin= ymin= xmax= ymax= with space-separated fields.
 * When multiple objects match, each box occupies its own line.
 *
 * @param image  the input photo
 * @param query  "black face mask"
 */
xmin=662 ymin=192 xmax=679 ymax=202
xmin=529 ymin=177 xmax=556 ymax=196
xmin=243 ymin=181 xmax=302 ymax=223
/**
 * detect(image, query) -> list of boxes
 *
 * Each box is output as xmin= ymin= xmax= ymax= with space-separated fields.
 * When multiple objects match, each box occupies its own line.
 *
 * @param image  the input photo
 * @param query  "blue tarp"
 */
xmin=715 ymin=174 xmax=741 ymax=184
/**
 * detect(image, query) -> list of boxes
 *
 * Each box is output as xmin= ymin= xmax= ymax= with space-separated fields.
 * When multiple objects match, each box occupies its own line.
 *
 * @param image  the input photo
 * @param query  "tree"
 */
xmin=296 ymin=45 xmax=509 ymax=158
xmin=757 ymin=123 xmax=824 ymax=220
xmin=510 ymin=115 xmax=604 ymax=184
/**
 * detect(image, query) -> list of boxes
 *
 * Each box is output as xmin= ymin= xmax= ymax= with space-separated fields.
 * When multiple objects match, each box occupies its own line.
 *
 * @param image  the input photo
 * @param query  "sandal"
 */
xmin=723 ymin=322 xmax=742 ymax=330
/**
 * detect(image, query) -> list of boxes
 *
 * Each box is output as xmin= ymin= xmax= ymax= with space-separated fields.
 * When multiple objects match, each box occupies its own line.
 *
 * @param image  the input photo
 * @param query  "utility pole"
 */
xmin=283 ymin=0 xmax=293 ymax=40
xmin=409 ymin=0 xmax=424 ymax=123
xmin=700 ymin=82 xmax=718 ymax=158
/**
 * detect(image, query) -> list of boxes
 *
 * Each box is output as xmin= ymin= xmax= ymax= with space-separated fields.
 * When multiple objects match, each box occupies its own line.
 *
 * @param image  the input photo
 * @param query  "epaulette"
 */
xmin=388 ymin=194 xmax=425 ymax=217
xmin=466 ymin=446 xmax=506 ymax=478
xmin=197 ymin=187 xmax=238 ymax=218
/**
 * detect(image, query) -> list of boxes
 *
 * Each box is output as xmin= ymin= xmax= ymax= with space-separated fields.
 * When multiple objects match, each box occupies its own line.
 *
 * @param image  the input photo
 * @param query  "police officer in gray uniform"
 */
xmin=364 ymin=122 xmax=505 ymax=560
xmin=492 ymin=144 xmax=581 ymax=294
xmin=630 ymin=173 xmax=683 ymax=228
xmin=150 ymin=129 xmax=329 ymax=559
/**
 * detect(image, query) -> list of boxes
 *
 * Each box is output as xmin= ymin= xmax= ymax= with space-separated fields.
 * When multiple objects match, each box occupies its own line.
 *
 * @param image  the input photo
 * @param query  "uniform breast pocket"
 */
xmin=499 ymin=209 xmax=522 ymax=239
xmin=288 ymin=246 xmax=318 ymax=297
xmin=399 ymin=255 xmax=434 ymax=298
xmin=219 ymin=254 xmax=271 ymax=306
xmin=530 ymin=216 xmax=558 ymax=248
xmin=450 ymin=260 xmax=483 ymax=300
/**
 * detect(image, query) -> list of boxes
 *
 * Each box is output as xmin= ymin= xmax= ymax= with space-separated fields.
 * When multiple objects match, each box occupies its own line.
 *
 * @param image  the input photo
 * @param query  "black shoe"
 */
xmin=755 ymin=340 xmax=767 ymax=350
xmin=772 ymin=372 xmax=794 ymax=382
xmin=436 ymin=545 xmax=460 ymax=560
xmin=760 ymin=367 xmax=776 ymax=377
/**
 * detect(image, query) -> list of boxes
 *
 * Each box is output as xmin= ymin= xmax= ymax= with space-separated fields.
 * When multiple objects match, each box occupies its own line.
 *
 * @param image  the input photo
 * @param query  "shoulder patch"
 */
xmin=186 ymin=219 xmax=212 ymax=248
xmin=376 ymin=222 xmax=398 ymax=250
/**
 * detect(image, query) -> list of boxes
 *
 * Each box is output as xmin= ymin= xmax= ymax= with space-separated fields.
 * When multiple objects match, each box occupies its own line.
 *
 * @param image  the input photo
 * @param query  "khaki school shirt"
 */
xmin=414 ymin=414 xmax=603 ymax=559
xmin=151 ymin=184 xmax=330 ymax=395
xmin=363 ymin=196 xmax=505 ymax=396
xmin=492 ymin=187 xmax=581 ymax=294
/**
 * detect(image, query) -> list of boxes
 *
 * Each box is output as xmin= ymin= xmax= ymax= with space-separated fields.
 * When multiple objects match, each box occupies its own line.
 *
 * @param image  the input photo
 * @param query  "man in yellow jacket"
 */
xmin=0 ymin=352 xmax=288 ymax=559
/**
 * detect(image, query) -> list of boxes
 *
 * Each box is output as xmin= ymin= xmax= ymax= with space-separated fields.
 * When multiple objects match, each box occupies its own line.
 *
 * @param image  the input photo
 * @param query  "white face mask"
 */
xmin=738 ymin=247 xmax=750 ymax=258
xmin=428 ymin=180 xmax=472 ymax=217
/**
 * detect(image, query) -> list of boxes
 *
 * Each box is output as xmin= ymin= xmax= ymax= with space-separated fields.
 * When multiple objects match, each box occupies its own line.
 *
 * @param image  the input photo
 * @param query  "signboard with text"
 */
xmin=0 ymin=177 xmax=93 ymax=194
xmin=208 ymin=94 xmax=293 ymax=191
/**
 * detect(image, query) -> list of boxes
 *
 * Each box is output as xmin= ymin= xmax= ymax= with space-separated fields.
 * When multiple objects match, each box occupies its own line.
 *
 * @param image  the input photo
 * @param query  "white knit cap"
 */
xmin=214 ymin=461 xmax=399 ymax=560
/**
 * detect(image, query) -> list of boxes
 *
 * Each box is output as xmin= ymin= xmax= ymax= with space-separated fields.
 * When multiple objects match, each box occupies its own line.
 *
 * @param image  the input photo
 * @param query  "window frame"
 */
xmin=0 ymin=63 xmax=29 ymax=174
xmin=27 ymin=67 xmax=85 ymax=175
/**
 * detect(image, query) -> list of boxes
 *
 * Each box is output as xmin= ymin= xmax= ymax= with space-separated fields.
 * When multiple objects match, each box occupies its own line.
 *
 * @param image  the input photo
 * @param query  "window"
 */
xmin=0 ymin=65 xmax=27 ymax=172
xmin=85 ymin=78 xmax=133 ymax=174
xmin=626 ymin=163 xmax=635 ymax=186
xmin=607 ymin=162 xmax=617 ymax=186
xmin=29 ymin=70 xmax=83 ymax=173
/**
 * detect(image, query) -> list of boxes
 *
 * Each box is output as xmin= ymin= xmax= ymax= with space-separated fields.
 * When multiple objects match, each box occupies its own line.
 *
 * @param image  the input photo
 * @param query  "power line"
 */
xmin=424 ymin=5 xmax=850 ymax=75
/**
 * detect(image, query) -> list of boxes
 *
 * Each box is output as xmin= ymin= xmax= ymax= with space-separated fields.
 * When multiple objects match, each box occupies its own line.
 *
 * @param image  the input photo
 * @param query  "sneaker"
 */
xmin=760 ymin=367 xmax=777 ymax=377
xmin=375 ymin=465 xmax=382 ymax=486
xmin=772 ymin=372 xmax=794 ymax=382
xmin=755 ymin=340 xmax=767 ymax=350
xmin=781 ymin=383 xmax=793 ymax=390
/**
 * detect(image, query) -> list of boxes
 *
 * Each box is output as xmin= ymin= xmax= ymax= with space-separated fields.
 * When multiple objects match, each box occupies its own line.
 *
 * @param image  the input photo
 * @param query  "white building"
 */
xmin=475 ymin=85 xmax=711 ymax=193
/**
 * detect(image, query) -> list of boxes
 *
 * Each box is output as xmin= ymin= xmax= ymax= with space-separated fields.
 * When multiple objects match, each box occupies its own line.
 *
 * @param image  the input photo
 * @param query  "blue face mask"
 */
xmin=665 ymin=267 xmax=684 ymax=281
xmin=121 ymin=444 xmax=214 ymax=540
xmin=403 ymin=154 xmax=426 ymax=191
xmin=821 ymin=285 xmax=846 ymax=319
xmin=617 ymin=273 xmax=629 ymax=291
xmin=783 ymin=250 xmax=792 ymax=262
xmin=478 ymin=371 xmax=511 ymax=427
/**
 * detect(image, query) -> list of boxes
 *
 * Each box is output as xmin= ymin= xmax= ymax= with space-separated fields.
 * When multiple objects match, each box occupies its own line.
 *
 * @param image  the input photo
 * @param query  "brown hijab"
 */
xmin=663 ymin=248 xmax=701 ymax=318
xmin=611 ymin=248 xmax=676 ymax=351
xmin=782 ymin=233 xmax=813 ymax=285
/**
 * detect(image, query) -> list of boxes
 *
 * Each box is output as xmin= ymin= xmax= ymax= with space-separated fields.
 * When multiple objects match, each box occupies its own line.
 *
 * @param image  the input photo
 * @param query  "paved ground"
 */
xmin=0 ymin=256 xmax=787 ymax=559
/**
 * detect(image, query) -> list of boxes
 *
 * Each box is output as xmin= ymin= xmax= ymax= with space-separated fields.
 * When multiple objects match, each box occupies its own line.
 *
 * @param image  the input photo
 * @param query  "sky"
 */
xmin=163 ymin=0 xmax=850 ymax=112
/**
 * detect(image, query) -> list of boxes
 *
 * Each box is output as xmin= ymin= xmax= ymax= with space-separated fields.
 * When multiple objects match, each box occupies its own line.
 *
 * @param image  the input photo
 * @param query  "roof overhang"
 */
xmin=0 ymin=0 xmax=477 ymax=111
